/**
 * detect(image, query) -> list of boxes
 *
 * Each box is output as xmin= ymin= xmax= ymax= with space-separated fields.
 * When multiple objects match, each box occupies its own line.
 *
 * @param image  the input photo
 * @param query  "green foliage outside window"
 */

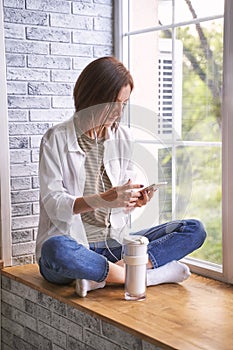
xmin=159 ymin=19 xmax=223 ymax=264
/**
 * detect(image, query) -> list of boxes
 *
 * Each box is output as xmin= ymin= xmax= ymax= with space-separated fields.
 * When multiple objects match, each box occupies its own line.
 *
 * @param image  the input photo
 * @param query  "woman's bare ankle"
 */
xmin=106 ymin=261 xmax=125 ymax=284
xmin=115 ymin=259 xmax=124 ymax=267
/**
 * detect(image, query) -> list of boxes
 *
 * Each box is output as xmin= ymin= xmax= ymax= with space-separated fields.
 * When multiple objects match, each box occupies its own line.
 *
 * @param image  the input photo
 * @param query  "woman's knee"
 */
xmin=41 ymin=235 xmax=77 ymax=259
xmin=188 ymin=219 xmax=207 ymax=248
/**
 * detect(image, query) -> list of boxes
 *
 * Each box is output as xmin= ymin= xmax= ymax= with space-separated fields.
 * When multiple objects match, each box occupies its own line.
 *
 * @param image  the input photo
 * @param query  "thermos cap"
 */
xmin=123 ymin=235 xmax=149 ymax=246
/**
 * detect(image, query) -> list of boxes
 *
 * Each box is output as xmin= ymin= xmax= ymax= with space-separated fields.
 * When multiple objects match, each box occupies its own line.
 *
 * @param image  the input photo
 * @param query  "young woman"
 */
xmin=36 ymin=56 xmax=206 ymax=297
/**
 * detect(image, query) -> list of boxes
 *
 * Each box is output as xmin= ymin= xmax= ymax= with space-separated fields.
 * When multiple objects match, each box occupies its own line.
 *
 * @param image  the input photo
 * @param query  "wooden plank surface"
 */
xmin=2 ymin=264 xmax=233 ymax=350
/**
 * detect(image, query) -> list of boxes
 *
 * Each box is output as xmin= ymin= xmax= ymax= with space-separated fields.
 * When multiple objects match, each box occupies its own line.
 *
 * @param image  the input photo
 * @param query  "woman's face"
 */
xmin=97 ymin=84 xmax=131 ymax=129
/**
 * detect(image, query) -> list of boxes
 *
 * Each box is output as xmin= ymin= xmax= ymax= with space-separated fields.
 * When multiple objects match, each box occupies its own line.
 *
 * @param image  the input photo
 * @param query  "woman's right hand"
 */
xmin=100 ymin=179 xmax=143 ymax=210
xmin=73 ymin=180 xmax=143 ymax=214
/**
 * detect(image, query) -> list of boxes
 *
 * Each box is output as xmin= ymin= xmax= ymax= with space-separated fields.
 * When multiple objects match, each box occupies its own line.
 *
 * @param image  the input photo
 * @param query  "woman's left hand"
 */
xmin=137 ymin=187 xmax=156 ymax=206
xmin=125 ymin=187 xmax=156 ymax=212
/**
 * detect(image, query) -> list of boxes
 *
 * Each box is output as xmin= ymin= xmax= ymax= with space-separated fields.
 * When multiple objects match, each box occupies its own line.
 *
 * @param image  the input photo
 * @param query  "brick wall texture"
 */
xmin=1 ymin=275 xmax=163 ymax=350
xmin=3 ymin=0 xmax=113 ymax=264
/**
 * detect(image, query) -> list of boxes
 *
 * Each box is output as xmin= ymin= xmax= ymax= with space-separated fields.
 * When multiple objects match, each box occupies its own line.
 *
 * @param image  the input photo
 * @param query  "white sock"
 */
xmin=76 ymin=279 xmax=106 ymax=297
xmin=147 ymin=261 xmax=191 ymax=286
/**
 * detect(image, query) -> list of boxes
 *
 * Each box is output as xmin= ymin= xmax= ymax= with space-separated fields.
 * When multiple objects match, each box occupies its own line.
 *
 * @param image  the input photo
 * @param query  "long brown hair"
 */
xmin=73 ymin=56 xmax=134 ymax=113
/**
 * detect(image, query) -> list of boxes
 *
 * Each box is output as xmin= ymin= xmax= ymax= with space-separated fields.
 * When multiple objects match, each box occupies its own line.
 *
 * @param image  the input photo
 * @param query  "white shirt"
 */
xmin=35 ymin=115 xmax=136 ymax=261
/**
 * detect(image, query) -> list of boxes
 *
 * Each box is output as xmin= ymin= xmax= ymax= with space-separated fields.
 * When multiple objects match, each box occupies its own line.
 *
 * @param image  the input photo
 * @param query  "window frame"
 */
xmin=114 ymin=0 xmax=233 ymax=284
xmin=0 ymin=0 xmax=12 ymax=267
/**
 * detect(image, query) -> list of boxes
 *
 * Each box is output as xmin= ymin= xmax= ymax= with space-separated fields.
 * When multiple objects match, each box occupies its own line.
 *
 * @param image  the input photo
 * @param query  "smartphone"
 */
xmin=141 ymin=182 xmax=168 ymax=192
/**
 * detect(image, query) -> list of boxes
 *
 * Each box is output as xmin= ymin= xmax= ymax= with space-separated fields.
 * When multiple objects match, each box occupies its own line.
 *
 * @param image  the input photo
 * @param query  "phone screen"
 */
xmin=142 ymin=182 xmax=167 ymax=192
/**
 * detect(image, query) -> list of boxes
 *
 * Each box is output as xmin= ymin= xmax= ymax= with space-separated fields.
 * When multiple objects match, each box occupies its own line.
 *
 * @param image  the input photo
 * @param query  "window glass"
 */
xmin=158 ymin=0 xmax=224 ymax=25
xmin=127 ymin=0 xmax=224 ymax=265
xmin=178 ymin=19 xmax=223 ymax=143
xmin=129 ymin=31 xmax=158 ymax=113
xmin=129 ymin=1 xmax=158 ymax=31
xmin=158 ymin=0 xmax=173 ymax=25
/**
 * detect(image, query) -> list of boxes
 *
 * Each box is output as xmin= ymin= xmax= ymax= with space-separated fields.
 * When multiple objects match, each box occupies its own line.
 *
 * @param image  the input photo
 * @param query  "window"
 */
xmin=115 ymin=0 xmax=233 ymax=283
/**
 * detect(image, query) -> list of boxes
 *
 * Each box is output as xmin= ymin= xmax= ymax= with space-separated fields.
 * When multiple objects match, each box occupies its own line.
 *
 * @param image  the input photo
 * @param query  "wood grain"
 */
xmin=2 ymin=264 xmax=233 ymax=350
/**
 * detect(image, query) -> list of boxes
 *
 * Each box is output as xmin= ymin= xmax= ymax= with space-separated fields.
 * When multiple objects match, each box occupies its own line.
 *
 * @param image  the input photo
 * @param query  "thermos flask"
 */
xmin=123 ymin=235 xmax=149 ymax=301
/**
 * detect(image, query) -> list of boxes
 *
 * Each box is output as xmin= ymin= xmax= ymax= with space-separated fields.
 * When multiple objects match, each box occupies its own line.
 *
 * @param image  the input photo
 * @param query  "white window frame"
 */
xmin=0 ymin=0 xmax=12 ymax=267
xmin=115 ymin=0 xmax=233 ymax=284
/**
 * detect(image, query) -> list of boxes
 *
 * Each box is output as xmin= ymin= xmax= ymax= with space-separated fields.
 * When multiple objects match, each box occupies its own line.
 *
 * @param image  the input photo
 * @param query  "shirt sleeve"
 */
xmin=39 ymin=130 xmax=76 ymax=224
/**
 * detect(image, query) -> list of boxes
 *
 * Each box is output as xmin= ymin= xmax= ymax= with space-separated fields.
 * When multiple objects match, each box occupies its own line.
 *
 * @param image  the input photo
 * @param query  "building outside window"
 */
xmin=115 ymin=0 xmax=233 ymax=283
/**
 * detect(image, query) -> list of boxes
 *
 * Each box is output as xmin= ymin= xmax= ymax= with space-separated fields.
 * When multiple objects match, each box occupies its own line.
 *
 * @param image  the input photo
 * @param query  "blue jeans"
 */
xmin=39 ymin=219 xmax=206 ymax=285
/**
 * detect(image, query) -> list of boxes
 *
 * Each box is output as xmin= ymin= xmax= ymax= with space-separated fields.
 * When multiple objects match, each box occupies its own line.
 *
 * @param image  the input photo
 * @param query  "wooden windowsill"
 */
xmin=1 ymin=264 xmax=233 ymax=350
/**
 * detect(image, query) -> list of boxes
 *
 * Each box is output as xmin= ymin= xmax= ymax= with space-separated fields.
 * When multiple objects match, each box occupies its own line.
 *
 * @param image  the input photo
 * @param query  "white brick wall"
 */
xmin=4 ymin=0 xmax=113 ymax=264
